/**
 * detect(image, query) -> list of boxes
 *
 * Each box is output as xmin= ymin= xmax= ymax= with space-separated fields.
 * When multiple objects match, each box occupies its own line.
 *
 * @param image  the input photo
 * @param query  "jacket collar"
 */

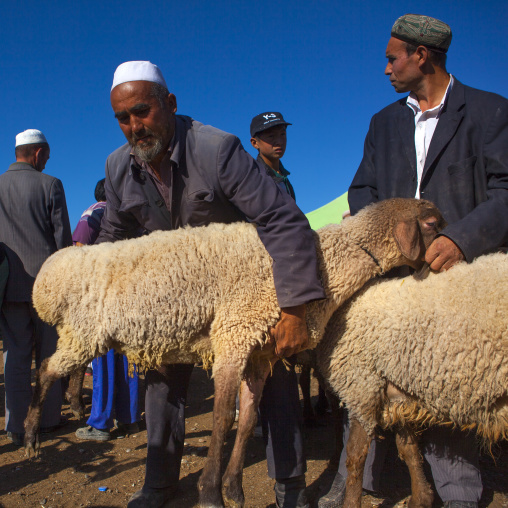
xmin=8 ymin=162 xmax=38 ymax=172
xmin=422 ymin=78 xmax=465 ymax=180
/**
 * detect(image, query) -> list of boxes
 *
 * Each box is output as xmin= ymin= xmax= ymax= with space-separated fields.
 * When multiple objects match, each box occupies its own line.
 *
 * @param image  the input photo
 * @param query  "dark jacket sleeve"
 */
xmin=348 ymin=116 xmax=380 ymax=215
xmin=50 ymin=178 xmax=73 ymax=250
xmin=439 ymin=101 xmax=508 ymax=261
xmin=216 ymin=135 xmax=325 ymax=307
xmin=97 ymin=146 xmax=144 ymax=243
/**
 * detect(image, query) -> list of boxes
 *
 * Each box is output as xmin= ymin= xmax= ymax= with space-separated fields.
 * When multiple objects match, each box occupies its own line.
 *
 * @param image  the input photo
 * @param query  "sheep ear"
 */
xmin=393 ymin=219 xmax=420 ymax=261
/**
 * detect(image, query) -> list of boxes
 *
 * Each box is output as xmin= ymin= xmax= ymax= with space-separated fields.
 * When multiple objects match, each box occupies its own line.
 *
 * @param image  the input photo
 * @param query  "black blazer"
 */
xmin=349 ymin=79 xmax=508 ymax=262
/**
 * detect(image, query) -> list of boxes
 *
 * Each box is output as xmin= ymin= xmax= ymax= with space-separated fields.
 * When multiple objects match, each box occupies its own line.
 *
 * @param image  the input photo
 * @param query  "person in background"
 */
xmin=74 ymin=178 xmax=141 ymax=441
xmin=0 ymin=129 xmax=72 ymax=446
xmin=319 ymin=14 xmax=508 ymax=508
xmin=98 ymin=61 xmax=325 ymax=508
xmin=250 ymin=112 xmax=308 ymax=507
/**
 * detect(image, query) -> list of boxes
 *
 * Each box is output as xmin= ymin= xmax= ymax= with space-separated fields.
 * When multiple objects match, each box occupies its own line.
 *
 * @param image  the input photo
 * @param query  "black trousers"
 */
xmin=143 ymin=360 xmax=305 ymax=489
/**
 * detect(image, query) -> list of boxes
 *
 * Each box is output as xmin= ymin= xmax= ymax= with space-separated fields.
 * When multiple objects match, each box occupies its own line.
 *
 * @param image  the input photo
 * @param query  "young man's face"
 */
xmin=251 ymin=124 xmax=287 ymax=161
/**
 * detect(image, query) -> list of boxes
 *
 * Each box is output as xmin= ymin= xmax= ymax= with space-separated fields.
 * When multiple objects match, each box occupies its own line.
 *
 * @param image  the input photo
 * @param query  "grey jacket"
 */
xmin=98 ymin=115 xmax=325 ymax=307
xmin=0 ymin=162 xmax=72 ymax=301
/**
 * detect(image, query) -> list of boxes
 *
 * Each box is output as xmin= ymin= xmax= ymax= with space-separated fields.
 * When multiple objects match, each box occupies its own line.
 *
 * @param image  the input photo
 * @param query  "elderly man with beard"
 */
xmin=96 ymin=61 xmax=325 ymax=508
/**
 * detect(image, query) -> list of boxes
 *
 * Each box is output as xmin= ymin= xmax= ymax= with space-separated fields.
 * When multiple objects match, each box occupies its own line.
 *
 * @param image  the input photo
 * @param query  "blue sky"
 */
xmin=2 ymin=0 xmax=507 ymax=228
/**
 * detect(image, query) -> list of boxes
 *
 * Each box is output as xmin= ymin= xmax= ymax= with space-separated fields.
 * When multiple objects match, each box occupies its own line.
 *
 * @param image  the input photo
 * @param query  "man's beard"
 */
xmin=130 ymin=127 xmax=167 ymax=163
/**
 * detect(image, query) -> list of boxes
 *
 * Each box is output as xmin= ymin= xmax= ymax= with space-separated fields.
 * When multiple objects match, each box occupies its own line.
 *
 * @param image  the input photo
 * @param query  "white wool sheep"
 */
xmin=24 ymin=198 xmax=444 ymax=508
xmin=316 ymin=252 xmax=508 ymax=507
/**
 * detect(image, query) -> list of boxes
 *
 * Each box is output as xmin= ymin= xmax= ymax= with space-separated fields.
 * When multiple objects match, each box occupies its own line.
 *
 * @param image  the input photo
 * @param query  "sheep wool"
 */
xmin=317 ymin=252 xmax=508 ymax=444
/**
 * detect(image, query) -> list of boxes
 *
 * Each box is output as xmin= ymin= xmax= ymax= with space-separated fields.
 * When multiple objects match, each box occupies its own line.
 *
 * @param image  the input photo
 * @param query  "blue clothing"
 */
xmin=87 ymin=349 xmax=140 ymax=430
xmin=74 ymin=200 xmax=140 ymax=431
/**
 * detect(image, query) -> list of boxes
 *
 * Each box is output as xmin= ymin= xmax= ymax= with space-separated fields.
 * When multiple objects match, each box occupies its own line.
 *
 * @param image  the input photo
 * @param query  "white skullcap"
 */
xmin=111 ymin=61 xmax=168 ymax=91
xmin=15 ymin=129 xmax=48 ymax=147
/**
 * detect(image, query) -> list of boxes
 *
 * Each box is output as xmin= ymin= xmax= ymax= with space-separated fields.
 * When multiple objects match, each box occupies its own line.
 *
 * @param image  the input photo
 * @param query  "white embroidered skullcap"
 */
xmin=15 ymin=129 xmax=48 ymax=147
xmin=111 ymin=61 xmax=168 ymax=91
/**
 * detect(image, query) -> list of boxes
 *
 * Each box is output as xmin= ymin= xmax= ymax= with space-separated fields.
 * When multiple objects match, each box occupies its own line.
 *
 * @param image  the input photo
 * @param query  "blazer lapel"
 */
xmin=396 ymin=102 xmax=417 ymax=175
xmin=422 ymin=80 xmax=466 ymax=181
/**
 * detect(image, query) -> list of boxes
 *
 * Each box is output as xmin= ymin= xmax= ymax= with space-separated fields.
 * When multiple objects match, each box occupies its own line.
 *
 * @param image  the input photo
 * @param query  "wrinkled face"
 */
xmin=384 ymin=37 xmax=422 ymax=93
xmin=251 ymin=124 xmax=287 ymax=161
xmin=111 ymin=81 xmax=176 ymax=162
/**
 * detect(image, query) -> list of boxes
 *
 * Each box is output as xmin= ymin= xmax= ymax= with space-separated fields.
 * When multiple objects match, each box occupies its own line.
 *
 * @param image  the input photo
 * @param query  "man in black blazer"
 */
xmin=0 ymin=130 xmax=72 ymax=446
xmin=319 ymin=14 xmax=508 ymax=508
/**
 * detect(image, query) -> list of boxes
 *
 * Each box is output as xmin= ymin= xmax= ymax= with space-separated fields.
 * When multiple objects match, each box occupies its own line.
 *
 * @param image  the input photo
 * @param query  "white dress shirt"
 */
xmin=407 ymin=75 xmax=454 ymax=198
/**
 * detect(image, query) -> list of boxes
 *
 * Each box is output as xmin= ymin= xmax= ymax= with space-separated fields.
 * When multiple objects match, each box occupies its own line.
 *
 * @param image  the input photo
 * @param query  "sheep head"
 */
xmin=349 ymin=198 xmax=446 ymax=278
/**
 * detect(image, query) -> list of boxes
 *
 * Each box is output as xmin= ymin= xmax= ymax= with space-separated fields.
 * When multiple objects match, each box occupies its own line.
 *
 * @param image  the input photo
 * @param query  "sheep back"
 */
xmin=33 ymin=222 xmax=279 ymax=371
xmin=318 ymin=253 xmax=508 ymax=442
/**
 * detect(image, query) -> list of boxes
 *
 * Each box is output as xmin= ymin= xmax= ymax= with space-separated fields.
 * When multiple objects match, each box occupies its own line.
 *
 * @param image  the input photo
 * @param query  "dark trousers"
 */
xmin=143 ymin=360 xmax=305 ymax=490
xmin=259 ymin=358 xmax=306 ymax=479
xmin=338 ymin=416 xmax=482 ymax=501
xmin=1 ymin=301 xmax=62 ymax=433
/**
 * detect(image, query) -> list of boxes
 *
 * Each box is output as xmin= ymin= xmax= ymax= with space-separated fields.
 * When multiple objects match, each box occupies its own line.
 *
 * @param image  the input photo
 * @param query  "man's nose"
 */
xmin=384 ymin=63 xmax=392 ymax=75
xmin=130 ymin=116 xmax=143 ymax=133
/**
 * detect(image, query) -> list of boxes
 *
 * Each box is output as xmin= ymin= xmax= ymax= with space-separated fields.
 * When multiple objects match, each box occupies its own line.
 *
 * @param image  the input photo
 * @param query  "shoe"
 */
xmin=41 ymin=416 xmax=69 ymax=434
xmin=127 ymin=486 xmax=176 ymax=508
xmin=444 ymin=503 xmax=478 ymax=508
xmin=117 ymin=421 xmax=140 ymax=434
xmin=7 ymin=431 xmax=24 ymax=447
xmin=75 ymin=425 xmax=111 ymax=441
xmin=274 ymin=475 xmax=309 ymax=508
xmin=318 ymin=472 xmax=346 ymax=508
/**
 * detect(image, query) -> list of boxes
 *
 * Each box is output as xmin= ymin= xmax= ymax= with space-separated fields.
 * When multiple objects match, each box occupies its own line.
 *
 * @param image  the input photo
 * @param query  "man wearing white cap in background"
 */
xmin=98 ymin=61 xmax=325 ymax=508
xmin=0 ymin=130 xmax=72 ymax=447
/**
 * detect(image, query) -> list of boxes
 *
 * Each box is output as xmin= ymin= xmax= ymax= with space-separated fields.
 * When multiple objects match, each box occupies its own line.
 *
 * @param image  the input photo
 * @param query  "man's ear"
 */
xmin=416 ymin=45 xmax=429 ymax=67
xmin=251 ymin=137 xmax=259 ymax=150
xmin=166 ymin=93 xmax=177 ymax=114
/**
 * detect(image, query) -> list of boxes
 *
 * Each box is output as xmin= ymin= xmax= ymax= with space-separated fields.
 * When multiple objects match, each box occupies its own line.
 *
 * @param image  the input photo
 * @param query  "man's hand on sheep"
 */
xmin=425 ymin=235 xmax=465 ymax=272
xmin=269 ymin=304 xmax=309 ymax=357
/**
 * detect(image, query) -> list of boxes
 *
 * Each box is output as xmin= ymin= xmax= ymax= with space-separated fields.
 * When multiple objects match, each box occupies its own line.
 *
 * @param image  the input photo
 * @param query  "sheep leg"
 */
xmin=24 ymin=357 xmax=62 ymax=457
xmin=395 ymin=428 xmax=434 ymax=508
xmin=198 ymin=363 xmax=241 ymax=508
xmin=343 ymin=418 xmax=372 ymax=508
xmin=65 ymin=366 xmax=87 ymax=419
xmin=223 ymin=362 xmax=272 ymax=508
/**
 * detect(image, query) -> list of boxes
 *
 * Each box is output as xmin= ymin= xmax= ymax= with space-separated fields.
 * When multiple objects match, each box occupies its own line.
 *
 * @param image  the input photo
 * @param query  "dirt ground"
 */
xmin=1 ymin=360 xmax=507 ymax=508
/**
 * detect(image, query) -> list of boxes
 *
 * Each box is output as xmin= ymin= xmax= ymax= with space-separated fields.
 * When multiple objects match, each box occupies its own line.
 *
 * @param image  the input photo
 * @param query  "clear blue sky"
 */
xmin=2 ymin=0 xmax=507 ymax=228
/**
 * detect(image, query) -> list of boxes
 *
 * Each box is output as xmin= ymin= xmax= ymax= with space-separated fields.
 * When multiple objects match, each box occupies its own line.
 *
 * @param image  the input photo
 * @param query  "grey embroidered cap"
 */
xmin=391 ymin=14 xmax=452 ymax=53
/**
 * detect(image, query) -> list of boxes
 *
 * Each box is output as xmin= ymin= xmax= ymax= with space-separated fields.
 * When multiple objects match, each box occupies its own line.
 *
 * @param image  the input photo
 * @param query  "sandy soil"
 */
xmin=0 ymin=360 xmax=507 ymax=508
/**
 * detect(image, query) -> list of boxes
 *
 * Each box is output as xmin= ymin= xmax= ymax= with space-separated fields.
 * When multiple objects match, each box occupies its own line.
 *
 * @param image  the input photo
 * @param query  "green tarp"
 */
xmin=305 ymin=192 xmax=349 ymax=230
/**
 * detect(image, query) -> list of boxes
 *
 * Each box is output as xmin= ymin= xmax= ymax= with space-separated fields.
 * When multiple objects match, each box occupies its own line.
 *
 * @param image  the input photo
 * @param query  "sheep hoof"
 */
xmin=24 ymin=433 xmax=40 ymax=459
xmin=223 ymin=480 xmax=245 ymax=508
xmin=198 ymin=490 xmax=225 ymax=508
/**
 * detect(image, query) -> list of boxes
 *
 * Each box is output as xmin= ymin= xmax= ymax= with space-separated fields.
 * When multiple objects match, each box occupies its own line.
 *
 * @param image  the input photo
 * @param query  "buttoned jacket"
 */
xmin=0 ymin=162 xmax=72 ymax=301
xmin=349 ymin=79 xmax=508 ymax=261
xmin=98 ymin=115 xmax=325 ymax=308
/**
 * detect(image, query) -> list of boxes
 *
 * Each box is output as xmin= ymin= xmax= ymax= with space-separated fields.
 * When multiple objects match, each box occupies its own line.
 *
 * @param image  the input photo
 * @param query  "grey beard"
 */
xmin=132 ymin=137 xmax=164 ymax=163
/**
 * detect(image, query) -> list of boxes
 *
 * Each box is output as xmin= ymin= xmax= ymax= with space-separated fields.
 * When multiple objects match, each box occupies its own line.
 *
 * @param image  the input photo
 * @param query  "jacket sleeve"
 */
xmin=348 ymin=116 xmax=380 ymax=215
xmin=216 ymin=135 xmax=325 ymax=308
xmin=49 ymin=179 xmax=73 ymax=250
xmin=96 ymin=155 xmax=142 ymax=243
xmin=440 ymin=102 xmax=508 ymax=261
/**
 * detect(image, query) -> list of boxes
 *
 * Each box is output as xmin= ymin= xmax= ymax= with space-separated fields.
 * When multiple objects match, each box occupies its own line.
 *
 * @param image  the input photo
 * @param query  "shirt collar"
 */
xmin=256 ymin=154 xmax=291 ymax=178
xmin=406 ymin=74 xmax=454 ymax=115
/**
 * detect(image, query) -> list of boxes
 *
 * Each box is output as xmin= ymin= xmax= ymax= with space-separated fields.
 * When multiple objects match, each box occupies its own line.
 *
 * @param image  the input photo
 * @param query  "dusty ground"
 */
xmin=0 ymin=360 xmax=507 ymax=508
